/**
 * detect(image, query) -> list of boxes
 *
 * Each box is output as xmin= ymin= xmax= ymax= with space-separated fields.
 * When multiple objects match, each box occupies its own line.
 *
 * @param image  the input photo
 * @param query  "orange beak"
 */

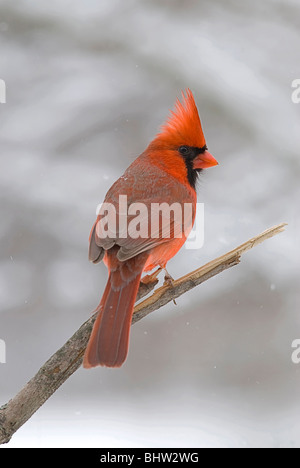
xmin=193 ymin=150 xmax=218 ymax=169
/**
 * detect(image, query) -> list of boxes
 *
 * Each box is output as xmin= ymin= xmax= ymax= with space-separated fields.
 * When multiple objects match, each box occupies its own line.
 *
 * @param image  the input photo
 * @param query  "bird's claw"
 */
xmin=163 ymin=269 xmax=177 ymax=305
xmin=141 ymin=267 xmax=162 ymax=285
xmin=163 ymin=269 xmax=175 ymax=287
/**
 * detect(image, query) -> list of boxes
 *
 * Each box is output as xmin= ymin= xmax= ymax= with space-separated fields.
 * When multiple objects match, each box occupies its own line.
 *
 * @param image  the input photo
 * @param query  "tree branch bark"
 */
xmin=0 ymin=223 xmax=287 ymax=444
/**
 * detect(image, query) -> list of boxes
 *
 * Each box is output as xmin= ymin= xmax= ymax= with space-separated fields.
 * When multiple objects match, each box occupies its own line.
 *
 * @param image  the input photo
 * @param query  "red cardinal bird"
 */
xmin=83 ymin=89 xmax=218 ymax=368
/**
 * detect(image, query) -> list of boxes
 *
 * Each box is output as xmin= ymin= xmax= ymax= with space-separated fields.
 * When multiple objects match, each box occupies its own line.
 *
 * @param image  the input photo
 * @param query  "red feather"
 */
xmin=83 ymin=90 xmax=218 ymax=368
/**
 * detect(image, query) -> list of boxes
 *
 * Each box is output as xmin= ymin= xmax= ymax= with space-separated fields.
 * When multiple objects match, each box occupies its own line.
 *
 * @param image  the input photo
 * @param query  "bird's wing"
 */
xmin=89 ymin=161 xmax=195 ymax=263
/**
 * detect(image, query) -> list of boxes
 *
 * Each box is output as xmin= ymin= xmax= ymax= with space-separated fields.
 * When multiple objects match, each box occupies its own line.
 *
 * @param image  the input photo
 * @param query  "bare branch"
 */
xmin=0 ymin=223 xmax=287 ymax=444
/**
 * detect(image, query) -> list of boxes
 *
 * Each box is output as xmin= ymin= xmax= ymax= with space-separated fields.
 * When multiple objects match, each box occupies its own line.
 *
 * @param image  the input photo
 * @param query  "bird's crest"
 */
xmin=152 ymin=89 xmax=206 ymax=149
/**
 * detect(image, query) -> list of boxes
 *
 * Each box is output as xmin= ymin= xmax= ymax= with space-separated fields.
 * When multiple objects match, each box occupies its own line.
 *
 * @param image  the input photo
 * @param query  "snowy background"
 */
xmin=0 ymin=0 xmax=300 ymax=448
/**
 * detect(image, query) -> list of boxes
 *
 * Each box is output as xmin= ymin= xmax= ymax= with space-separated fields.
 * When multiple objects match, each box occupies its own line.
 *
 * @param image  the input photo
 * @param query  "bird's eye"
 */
xmin=179 ymin=146 xmax=189 ymax=155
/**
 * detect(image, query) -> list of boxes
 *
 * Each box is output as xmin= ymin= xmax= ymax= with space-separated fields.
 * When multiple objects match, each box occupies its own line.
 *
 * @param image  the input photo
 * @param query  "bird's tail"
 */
xmin=83 ymin=257 xmax=146 ymax=368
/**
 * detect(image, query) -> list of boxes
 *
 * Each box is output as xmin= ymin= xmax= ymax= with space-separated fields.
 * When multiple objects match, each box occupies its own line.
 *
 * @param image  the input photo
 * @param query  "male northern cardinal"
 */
xmin=83 ymin=89 xmax=218 ymax=368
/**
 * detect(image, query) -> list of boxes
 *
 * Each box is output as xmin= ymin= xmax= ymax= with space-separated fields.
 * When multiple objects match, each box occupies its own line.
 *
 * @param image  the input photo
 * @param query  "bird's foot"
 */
xmin=163 ymin=268 xmax=177 ymax=305
xmin=141 ymin=267 xmax=162 ymax=285
xmin=163 ymin=269 xmax=175 ymax=287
